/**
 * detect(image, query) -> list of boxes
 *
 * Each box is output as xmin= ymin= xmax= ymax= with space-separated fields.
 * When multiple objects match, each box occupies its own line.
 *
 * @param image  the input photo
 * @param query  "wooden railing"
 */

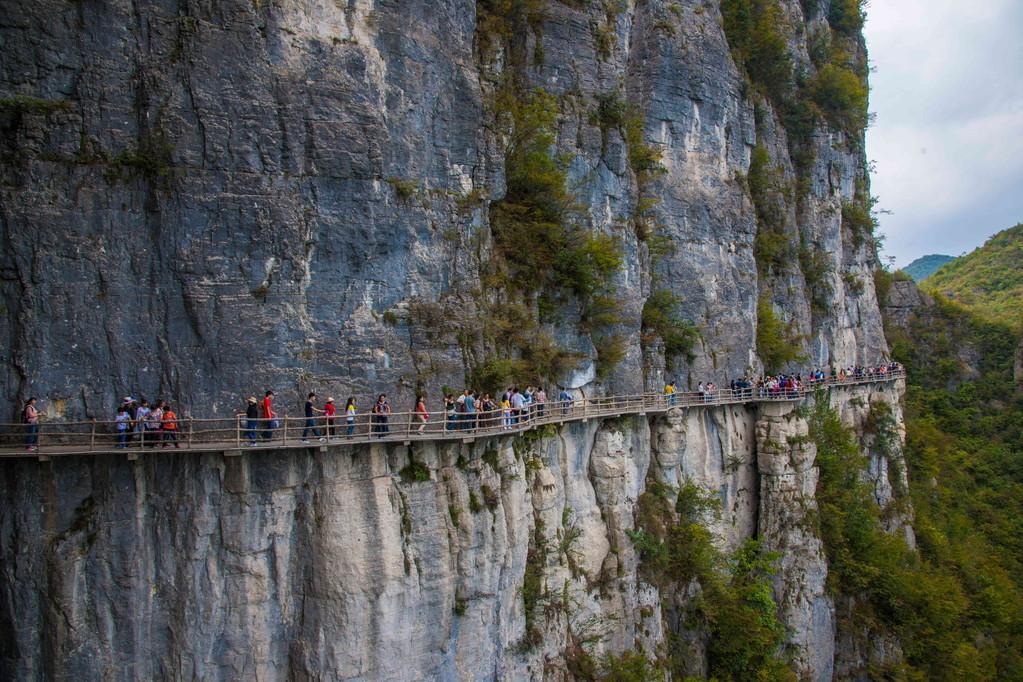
xmin=0 ymin=370 xmax=904 ymax=460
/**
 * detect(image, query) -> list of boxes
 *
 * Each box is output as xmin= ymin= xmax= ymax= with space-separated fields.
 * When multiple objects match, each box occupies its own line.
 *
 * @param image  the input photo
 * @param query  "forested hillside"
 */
xmin=923 ymin=224 xmax=1023 ymax=330
xmin=902 ymin=254 xmax=953 ymax=282
xmin=880 ymin=274 xmax=1023 ymax=678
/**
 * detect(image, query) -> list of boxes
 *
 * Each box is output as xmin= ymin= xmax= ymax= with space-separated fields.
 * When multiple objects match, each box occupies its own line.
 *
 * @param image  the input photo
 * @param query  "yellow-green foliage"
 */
xmin=492 ymin=88 xmax=622 ymax=299
xmin=748 ymin=144 xmax=793 ymax=275
xmin=808 ymin=62 xmax=868 ymax=134
xmin=592 ymin=91 xmax=664 ymax=176
xmin=811 ymin=349 xmax=1023 ymax=680
xmin=721 ymin=0 xmax=793 ymax=102
xmin=626 ymin=481 xmax=796 ymax=680
xmin=922 ymin=223 xmax=1023 ymax=331
xmin=641 ymin=290 xmax=699 ymax=362
xmin=840 ymin=195 xmax=877 ymax=248
xmin=756 ymin=296 xmax=805 ymax=372
xmin=828 ymin=0 xmax=865 ymax=36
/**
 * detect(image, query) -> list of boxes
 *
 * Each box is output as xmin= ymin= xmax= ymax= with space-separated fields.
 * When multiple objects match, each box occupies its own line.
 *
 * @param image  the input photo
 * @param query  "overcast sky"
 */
xmin=864 ymin=0 xmax=1023 ymax=266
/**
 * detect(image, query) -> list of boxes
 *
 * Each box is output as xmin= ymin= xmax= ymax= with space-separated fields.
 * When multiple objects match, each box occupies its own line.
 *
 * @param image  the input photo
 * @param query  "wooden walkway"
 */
xmin=1 ymin=372 xmax=904 ymax=461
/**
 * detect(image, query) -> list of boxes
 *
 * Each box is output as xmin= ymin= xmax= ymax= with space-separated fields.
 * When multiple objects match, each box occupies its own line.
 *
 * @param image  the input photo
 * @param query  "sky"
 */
xmin=864 ymin=0 xmax=1023 ymax=267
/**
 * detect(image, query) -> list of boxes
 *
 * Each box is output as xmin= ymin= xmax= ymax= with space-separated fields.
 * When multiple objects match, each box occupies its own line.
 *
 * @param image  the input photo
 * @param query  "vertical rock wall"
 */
xmin=0 ymin=383 xmax=909 ymax=680
xmin=1 ymin=0 xmax=885 ymax=421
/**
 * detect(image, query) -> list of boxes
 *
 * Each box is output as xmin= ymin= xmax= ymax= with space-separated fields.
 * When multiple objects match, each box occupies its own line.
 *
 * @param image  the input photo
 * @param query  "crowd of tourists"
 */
xmin=13 ymin=362 xmax=902 ymax=450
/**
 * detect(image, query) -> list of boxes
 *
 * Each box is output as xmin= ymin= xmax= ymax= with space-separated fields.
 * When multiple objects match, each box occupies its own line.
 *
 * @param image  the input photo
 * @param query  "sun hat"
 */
xmin=326 ymin=397 xmax=335 ymax=403
xmin=247 ymin=397 xmax=258 ymax=403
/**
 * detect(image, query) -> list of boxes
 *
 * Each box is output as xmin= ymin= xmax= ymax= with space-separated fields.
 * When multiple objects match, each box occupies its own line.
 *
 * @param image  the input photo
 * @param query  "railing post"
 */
xmin=187 ymin=418 xmax=193 ymax=449
xmin=236 ymin=415 xmax=241 ymax=450
xmin=90 ymin=419 xmax=96 ymax=452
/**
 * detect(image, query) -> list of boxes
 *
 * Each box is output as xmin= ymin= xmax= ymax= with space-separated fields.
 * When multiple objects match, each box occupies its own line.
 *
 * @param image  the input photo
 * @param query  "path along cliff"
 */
xmin=0 ymin=379 xmax=908 ymax=680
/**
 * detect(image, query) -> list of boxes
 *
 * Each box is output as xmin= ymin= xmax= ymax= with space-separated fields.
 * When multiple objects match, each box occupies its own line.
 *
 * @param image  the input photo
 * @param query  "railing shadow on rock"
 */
xmin=0 ymin=371 xmax=904 ymax=460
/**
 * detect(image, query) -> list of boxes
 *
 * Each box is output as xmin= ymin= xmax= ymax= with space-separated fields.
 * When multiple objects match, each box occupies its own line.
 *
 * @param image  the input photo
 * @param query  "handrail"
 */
xmin=0 ymin=370 xmax=904 ymax=458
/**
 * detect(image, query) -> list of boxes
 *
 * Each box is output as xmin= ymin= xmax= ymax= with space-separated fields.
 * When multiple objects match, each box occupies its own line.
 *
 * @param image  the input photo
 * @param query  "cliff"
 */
xmin=1 ymin=0 xmax=884 ymax=420
xmin=0 ymin=382 xmax=908 ymax=680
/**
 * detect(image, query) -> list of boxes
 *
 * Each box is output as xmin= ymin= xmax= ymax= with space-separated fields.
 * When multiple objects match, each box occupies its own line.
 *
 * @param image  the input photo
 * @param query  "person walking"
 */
xmin=245 ymin=397 xmax=260 ymax=445
xmin=22 ymin=397 xmax=42 ymax=451
xmin=535 ymin=387 xmax=547 ymax=418
xmin=162 ymin=404 xmax=180 ymax=448
xmin=415 ymin=395 xmax=429 ymax=434
xmin=261 ymin=390 xmax=276 ymax=440
xmin=372 ymin=394 xmax=391 ymax=437
xmin=664 ymin=380 xmax=676 ymax=407
xmin=324 ymin=397 xmax=337 ymax=440
xmin=302 ymin=392 xmax=325 ymax=443
xmin=115 ymin=405 xmax=130 ymax=448
xmin=345 ymin=397 xmax=357 ymax=438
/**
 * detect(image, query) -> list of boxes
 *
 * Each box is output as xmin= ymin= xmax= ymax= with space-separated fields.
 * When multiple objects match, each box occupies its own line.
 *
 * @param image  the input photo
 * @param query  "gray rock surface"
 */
xmin=1 ymin=0 xmax=885 ymax=422
xmin=1 ymin=384 xmax=910 ymax=680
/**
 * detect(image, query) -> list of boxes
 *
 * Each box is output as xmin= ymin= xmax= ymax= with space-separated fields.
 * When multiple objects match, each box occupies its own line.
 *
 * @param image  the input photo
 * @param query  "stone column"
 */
xmin=755 ymin=402 xmax=834 ymax=682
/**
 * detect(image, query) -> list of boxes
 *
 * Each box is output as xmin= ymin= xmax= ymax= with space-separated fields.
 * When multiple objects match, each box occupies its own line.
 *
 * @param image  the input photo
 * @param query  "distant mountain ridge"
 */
xmin=923 ymin=223 xmax=1023 ymax=330
xmin=902 ymin=254 xmax=955 ymax=282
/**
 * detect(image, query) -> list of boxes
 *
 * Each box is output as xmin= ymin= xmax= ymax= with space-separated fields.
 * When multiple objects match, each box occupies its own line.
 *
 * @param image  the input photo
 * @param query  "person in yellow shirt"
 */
xmin=664 ymin=380 xmax=677 ymax=407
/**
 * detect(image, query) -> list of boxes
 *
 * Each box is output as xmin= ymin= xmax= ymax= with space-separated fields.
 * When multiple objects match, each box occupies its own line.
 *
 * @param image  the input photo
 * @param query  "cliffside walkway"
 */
xmin=1 ymin=371 xmax=904 ymax=460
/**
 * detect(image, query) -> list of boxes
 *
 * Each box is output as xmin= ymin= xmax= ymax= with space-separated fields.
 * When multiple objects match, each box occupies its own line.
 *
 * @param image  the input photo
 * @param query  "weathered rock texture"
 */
xmin=1 ymin=0 xmax=884 ymax=422
xmin=0 ymin=384 xmax=908 ymax=680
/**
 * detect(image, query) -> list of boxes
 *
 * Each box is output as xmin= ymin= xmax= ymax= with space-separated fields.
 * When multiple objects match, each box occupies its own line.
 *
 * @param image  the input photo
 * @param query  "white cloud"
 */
xmin=865 ymin=0 xmax=1023 ymax=263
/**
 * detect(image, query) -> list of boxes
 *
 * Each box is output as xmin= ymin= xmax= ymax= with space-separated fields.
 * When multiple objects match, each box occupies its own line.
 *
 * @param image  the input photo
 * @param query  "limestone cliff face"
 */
xmin=0 ymin=383 xmax=909 ymax=680
xmin=1 ymin=0 xmax=883 ymax=421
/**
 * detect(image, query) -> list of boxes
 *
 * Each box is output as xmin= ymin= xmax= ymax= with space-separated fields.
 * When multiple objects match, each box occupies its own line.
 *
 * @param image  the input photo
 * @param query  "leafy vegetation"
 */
xmin=399 ymin=458 xmax=431 ymax=483
xmin=0 ymin=95 xmax=72 ymax=115
xmin=808 ymin=62 xmax=868 ymax=135
xmin=720 ymin=0 xmax=793 ymax=103
xmin=640 ymin=290 xmax=699 ymax=362
xmin=626 ymin=481 xmax=796 ymax=679
xmin=747 ymin=144 xmax=793 ymax=276
xmin=827 ymin=0 xmax=866 ymax=37
xmin=756 ymin=296 xmax=805 ymax=372
xmin=810 ymin=287 xmax=1023 ymax=678
xmin=922 ymin=223 xmax=1023 ymax=330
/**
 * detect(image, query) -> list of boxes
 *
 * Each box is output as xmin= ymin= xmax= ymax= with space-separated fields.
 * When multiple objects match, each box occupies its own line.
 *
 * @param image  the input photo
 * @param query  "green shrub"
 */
xmin=399 ymin=458 xmax=431 ymax=483
xmin=809 ymin=63 xmax=868 ymax=134
xmin=721 ymin=0 xmax=793 ymax=102
xmin=798 ymin=240 xmax=834 ymax=315
xmin=627 ymin=481 xmax=794 ymax=679
xmin=756 ymin=296 xmax=805 ymax=372
xmin=828 ymin=0 xmax=865 ymax=36
xmin=592 ymin=91 xmax=664 ymax=176
xmin=0 ymin=95 xmax=72 ymax=115
xmin=595 ymin=333 xmax=627 ymax=381
xmin=387 ymin=176 xmax=418 ymax=200
xmin=748 ymin=144 xmax=794 ymax=275
xmin=641 ymin=290 xmax=699 ymax=362
xmin=841 ymin=196 xmax=877 ymax=248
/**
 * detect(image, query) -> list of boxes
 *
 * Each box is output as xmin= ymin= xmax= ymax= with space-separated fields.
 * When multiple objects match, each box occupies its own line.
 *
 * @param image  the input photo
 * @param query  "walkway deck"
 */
xmin=1 ymin=372 xmax=904 ymax=460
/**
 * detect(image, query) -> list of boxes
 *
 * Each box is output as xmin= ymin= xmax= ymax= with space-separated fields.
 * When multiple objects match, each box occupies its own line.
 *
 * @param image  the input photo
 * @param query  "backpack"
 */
xmin=21 ymin=407 xmax=30 ymax=423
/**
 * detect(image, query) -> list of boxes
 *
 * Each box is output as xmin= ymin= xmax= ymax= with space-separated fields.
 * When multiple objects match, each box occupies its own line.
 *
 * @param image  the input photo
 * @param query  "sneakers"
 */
xmin=301 ymin=439 xmax=310 ymax=444
xmin=318 ymin=437 xmax=326 ymax=442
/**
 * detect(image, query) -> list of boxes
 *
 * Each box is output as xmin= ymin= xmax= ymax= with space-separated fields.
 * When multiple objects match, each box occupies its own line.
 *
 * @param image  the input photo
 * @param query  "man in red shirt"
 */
xmin=261 ymin=390 xmax=276 ymax=440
